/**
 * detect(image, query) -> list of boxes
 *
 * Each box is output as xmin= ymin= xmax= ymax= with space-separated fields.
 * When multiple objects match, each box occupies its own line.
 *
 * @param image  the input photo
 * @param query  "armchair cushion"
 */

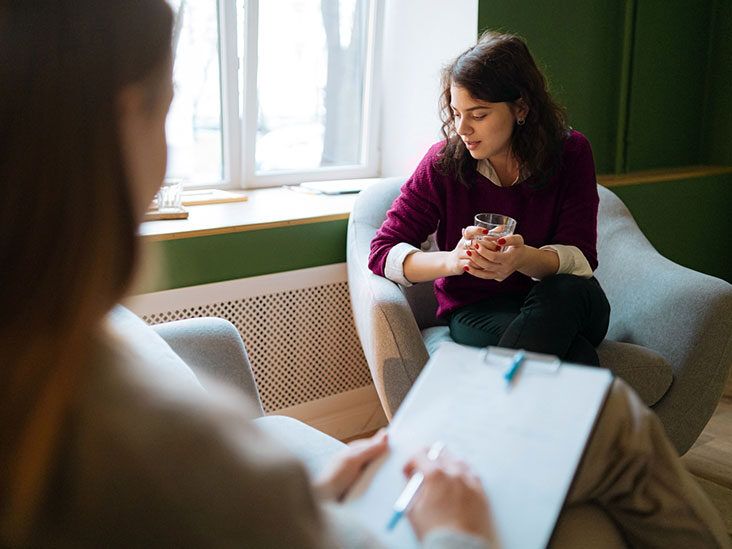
xmin=596 ymin=340 xmax=672 ymax=406
xmin=422 ymin=326 xmax=453 ymax=356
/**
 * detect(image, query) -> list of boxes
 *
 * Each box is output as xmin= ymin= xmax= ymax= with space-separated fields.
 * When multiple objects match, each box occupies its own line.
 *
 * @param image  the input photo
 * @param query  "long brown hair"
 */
xmin=0 ymin=0 xmax=173 ymax=542
xmin=437 ymin=31 xmax=569 ymax=187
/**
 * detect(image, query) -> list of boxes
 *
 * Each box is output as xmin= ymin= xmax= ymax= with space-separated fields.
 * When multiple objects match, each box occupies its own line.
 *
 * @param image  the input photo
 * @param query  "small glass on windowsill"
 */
xmin=145 ymin=179 xmax=188 ymax=220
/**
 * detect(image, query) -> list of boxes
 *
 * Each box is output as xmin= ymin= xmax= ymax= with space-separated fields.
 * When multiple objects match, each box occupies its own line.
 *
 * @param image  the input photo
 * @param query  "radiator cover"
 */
xmin=126 ymin=264 xmax=374 ymax=415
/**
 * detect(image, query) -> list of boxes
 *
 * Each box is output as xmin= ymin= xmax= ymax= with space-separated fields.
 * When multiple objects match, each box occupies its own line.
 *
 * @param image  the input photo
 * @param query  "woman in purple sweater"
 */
xmin=369 ymin=31 xmax=611 ymax=366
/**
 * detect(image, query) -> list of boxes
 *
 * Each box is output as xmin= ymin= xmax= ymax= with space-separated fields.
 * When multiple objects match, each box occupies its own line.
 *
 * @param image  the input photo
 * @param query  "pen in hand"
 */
xmin=386 ymin=441 xmax=446 ymax=531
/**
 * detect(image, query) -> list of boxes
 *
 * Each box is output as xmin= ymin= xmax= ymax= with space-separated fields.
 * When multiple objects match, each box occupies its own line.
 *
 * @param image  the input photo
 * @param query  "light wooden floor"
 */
xmin=681 ymin=369 xmax=732 ymax=538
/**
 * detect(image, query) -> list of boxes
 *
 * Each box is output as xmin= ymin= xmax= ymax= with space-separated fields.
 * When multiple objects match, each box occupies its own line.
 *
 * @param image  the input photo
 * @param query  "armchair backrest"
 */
xmin=594 ymin=186 xmax=732 ymax=452
xmin=347 ymin=178 xmax=433 ymax=415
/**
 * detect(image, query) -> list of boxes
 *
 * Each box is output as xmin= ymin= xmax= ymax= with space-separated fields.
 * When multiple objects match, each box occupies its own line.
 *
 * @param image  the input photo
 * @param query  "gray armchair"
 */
xmin=147 ymin=314 xmax=346 ymax=476
xmin=347 ymin=178 xmax=732 ymax=454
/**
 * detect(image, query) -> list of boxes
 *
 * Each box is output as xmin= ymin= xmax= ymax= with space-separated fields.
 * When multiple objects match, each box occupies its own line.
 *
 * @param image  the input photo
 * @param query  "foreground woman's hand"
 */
xmin=404 ymin=448 xmax=495 ymax=543
xmin=314 ymin=430 xmax=389 ymax=501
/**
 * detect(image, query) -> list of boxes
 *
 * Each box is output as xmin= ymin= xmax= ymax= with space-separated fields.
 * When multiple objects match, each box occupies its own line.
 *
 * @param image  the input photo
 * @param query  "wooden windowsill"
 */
xmin=139 ymin=186 xmax=359 ymax=242
xmin=140 ymin=165 xmax=732 ymax=242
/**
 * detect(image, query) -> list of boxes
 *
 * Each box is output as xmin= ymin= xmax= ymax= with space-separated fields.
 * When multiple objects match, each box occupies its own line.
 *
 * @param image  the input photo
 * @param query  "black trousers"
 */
xmin=448 ymin=274 xmax=611 ymax=366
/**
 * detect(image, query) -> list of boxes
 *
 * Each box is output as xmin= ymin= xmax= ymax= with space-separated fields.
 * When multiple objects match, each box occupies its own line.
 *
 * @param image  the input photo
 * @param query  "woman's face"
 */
xmin=118 ymin=62 xmax=174 ymax=219
xmin=450 ymin=84 xmax=526 ymax=162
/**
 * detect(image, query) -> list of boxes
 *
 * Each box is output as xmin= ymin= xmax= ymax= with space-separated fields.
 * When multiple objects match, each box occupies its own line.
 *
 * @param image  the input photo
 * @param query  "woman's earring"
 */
xmin=517 ymin=118 xmax=526 ymax=126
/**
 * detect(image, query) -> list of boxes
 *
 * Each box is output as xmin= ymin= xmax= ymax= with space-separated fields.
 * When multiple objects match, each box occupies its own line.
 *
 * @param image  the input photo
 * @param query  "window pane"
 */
xmin=166 ymin=0 xmax=223 ymax=183
xmin=256 ymin=0 xmax=369 ymax=173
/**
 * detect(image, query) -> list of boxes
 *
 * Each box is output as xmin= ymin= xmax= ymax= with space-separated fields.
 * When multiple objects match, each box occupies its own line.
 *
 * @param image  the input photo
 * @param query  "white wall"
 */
xmin=379 ymin=0 xmax=478 ymax=178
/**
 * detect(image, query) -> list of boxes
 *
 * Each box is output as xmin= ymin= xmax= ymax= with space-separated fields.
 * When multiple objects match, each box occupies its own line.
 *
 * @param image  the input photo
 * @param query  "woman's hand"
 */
xmin=466 ymin=234 xmax=528 ymax=281
xmin=404 ymin=449 xmax=495 ymax=543
xmin=314 ymin=430 xmax=389 ymax=501
xmin=446 ymin=226 xmax=495 ymax=276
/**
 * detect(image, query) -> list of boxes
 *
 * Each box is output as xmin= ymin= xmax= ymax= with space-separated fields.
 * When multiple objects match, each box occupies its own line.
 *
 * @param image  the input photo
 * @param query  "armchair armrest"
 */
xmin=153 ymin=317 xmax=264 ymax=417
xmin=347 ymin=180 xmax=430 ymax=418
xmin=596 ymin=187 xmax=732 ymax=453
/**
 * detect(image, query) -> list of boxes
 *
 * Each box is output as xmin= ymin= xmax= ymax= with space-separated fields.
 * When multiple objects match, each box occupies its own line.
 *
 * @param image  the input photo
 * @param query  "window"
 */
xmin=166 ymin=0 xmax=224 ymax=184
xmin=166 ymin=0 xmax=381 ymax=189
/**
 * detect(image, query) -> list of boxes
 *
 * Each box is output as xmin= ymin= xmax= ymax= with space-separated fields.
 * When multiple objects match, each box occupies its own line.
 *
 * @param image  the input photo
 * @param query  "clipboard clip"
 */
xmin=481 ymin=346 xmax=561 ymax=376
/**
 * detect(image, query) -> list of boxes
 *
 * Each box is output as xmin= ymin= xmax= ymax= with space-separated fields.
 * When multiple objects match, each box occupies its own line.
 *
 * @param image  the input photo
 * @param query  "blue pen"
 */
xmin=386 ymin=441 xmax=445 ymax=531
xmin=504 ymin=350 xmax=526 ymax=385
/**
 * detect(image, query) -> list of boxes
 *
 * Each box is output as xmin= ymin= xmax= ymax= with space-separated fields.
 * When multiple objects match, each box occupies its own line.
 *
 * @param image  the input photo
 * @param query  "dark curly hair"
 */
xmin=437 ymin=31 xmax=570 ymax=187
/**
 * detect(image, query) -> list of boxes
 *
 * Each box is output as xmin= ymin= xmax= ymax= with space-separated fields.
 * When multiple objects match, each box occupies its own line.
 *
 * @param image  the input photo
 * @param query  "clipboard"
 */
xmin=343 ymin=342 xmax=613 ymax=549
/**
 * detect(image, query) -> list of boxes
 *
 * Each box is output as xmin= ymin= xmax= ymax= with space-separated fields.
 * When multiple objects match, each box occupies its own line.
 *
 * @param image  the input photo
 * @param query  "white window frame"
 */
xmin=216 ymin=0 xmax=242 ymax=189
xmin=229 ymin=0 xmax=383 ymax=189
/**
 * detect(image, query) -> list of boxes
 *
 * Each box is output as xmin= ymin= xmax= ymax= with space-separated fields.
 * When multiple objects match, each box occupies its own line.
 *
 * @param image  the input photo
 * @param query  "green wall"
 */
xmin=611 ymin=173 xmax=732 ymax=282
xmin=140 ymin=220 xmax=348 ymax=293
xmin=477 ymin=0 xmax=625 ymax=174
xmin=478 ymin=0 xmax=732 ymax=174
xmin=626 ymin=1 xmax=712 ymax=170
xmin=704 ymin=0 xmax=732 ymax=165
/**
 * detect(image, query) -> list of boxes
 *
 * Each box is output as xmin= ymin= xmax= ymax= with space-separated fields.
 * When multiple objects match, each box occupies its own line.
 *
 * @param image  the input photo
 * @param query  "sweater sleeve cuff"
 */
xmin=539 ymin=244 xmax=593 ymax=279
xmin=422 ymin=528 xmax=492 ymax=549
xmin=384 ymin=243 xmax=421 ymax=287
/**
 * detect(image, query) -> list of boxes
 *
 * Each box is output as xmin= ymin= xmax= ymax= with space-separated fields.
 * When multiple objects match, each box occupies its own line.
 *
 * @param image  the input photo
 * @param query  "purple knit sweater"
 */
xmin=368 ymin=130 xmax=599 ymax=318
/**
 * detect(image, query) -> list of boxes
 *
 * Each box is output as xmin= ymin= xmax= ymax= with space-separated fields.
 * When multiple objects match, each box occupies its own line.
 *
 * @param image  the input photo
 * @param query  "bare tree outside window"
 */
xmin=320 ymin=0 xmax=365 ymax=167
xmin=166 ymin=0 xmax=224 ymax=183
xmin=256 ymin=0 xmax=370 ymax=174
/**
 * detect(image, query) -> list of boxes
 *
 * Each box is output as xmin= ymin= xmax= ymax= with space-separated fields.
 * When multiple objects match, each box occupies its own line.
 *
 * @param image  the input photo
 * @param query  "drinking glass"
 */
xmin=474 ymin=213 xmax=517 ymax=250
xmin=156 ymin=179 xmax=183 ymax=210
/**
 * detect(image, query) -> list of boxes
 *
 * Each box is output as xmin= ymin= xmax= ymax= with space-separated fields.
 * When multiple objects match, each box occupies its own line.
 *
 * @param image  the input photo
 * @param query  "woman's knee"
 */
xmin=448 ymin=320 xmax=501 ymax=347
xmin=528 ymin=275 xmax=609 ymax=312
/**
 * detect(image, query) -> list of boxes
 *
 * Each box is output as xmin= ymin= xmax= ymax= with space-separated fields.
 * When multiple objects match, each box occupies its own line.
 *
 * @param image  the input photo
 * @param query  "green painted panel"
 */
xmin=704 ymin=0 xmax=732 ymax=165
xmin=478 ymin=0 xmax=625 ymax=174
xmin=611 ymin=174 xmax=732 ymax=282
xmin=139 ymin=219 xmax=348 ymax=292
xmin=626 ymin=0 xmax=712 ymax=170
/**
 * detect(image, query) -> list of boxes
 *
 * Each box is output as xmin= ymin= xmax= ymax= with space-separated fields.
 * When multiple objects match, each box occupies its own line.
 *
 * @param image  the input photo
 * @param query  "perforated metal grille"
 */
xmin=141 ymin=281 xmax=371 ymax=413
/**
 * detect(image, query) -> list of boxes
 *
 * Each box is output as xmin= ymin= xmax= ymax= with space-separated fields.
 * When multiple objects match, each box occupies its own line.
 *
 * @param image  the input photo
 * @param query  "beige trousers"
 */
xmin=551 ymin=379 xmax=729 ymax=548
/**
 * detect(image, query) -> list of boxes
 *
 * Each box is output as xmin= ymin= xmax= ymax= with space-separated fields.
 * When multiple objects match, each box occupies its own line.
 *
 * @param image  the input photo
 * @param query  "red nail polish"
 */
xmin=474 ymin=244 xmax=479 ymax=249
xmin=497 ymin=238 xmax=506 ymax=245
xmin=466 ymin=250 xmax=472 ymax=256
xmin=463 ymin=266 xmax=469 ymax=272
xmin=482 ymin=229 xmax=489 ymax=234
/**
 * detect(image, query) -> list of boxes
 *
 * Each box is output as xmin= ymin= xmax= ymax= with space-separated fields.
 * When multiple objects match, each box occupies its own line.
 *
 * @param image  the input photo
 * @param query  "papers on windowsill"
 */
xmin=286 ymin=178 xmax=380 ymax=195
